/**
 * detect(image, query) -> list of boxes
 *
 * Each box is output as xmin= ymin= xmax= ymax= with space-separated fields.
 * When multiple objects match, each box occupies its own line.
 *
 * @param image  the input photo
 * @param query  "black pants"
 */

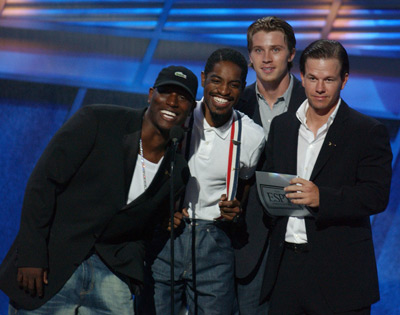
xmin=268 ymin=243 xmax=371 ymax=315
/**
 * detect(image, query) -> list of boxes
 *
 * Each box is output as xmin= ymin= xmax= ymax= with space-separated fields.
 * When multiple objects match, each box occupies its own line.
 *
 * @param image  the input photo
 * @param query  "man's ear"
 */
xmin=148 ymin=87 xmax=154 ymax=103
xmin=288 ymin=48 xmax=296 ymax=63
xmin=249 ymin=52 xmax=254 ymax=69
xmin=341 ymin=73 xmax=349 ymax=90
xmin=300 ymin=72 xmax=305 ymax=87
xmin=201 ymin=71 xmax=206 ymax=88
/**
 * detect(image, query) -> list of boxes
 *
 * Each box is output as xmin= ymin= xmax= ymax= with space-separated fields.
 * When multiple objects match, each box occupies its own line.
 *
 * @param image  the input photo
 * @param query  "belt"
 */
xmin=284 ymin=242 xmax=310 ymax=253
xmin=183 ymin=218 xmax=231 ymax=231
xmin=183 ymin=217 xmax=215 ymax=226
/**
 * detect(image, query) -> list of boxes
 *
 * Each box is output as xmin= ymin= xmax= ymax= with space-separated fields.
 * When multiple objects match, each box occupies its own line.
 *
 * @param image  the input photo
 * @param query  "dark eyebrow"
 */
xmin=209 ymin=74 xmax=222 ymax=79
xmin=209 ymin=74 xmax=241 ymax=85
xmin=270 ymin=45 xmax=285 ymax=49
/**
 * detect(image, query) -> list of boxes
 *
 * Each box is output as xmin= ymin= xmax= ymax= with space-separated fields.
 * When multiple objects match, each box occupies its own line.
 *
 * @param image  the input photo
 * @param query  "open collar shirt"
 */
xmin=285 ymin=98 xmax=341 ymax=243
xmin=257 ymin=74 xmax=294 ymax=140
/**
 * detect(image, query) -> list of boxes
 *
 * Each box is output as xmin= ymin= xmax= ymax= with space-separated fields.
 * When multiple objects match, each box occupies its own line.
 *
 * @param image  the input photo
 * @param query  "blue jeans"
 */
xmin=140 ymin=219 xmax=236 ymax=315
xmin=9 ymin=254 xmax=134 ymax=315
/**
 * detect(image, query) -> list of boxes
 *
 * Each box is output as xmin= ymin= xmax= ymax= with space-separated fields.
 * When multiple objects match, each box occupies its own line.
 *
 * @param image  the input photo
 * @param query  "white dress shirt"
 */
xmin=285 ymin=99 xmax=341 ymax=243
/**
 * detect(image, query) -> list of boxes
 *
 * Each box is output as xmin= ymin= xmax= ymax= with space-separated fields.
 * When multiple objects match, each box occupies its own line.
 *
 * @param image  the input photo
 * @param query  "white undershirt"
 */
xmin=285 ymin=99 xmax=341 ymax=243
xmin=126 ymin=154 xmax=163 ymax=203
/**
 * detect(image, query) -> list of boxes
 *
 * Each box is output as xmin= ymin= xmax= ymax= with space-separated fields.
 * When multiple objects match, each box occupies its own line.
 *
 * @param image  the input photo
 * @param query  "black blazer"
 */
xmin=234 ymin=76 xmax=306 ymax=280
xmin=260 ymin=101 xmax=392 ymax=312
xmin=0 ymin=105 xmax=189 ymax=310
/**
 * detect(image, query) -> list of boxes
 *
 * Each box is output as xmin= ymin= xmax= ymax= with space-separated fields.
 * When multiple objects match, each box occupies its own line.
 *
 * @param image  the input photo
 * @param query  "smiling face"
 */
xmin=146 ymin=84 xmax=194 ymax=134
xmin=249 ymin=30 xmax=295 ymax=86
xmin=201 ymin=60 xmax=244 ymax=127
xmin=301 ymin=58 xmax=348 ymax=116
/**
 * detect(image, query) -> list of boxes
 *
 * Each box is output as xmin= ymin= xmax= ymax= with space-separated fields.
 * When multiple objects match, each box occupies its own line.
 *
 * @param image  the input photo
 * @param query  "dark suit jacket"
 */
xmin=0 ymin=104 xmax=189 ymax=310
xmin=260 ymin=101 xmax=392 ymax=312
xmin=234 ymin=76 xmax=306 ymax=281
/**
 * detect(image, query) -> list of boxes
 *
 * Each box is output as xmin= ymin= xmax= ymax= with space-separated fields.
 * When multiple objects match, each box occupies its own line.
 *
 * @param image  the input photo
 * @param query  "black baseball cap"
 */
xmin=154 ymin=65 xmax=198 ymax=101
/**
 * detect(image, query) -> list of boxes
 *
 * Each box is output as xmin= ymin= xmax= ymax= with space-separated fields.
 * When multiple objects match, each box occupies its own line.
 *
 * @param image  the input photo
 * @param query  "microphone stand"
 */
xmin=170 ymin=137 xmax=179 ymax=315
xmin=168 ymin=126 xmax=184 ymax=315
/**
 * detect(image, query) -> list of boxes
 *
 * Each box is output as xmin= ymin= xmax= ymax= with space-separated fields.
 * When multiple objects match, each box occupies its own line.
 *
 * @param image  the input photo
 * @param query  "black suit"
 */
xmin=261 ymin=101 xmax=392 ymax=312
xmin=234 ymin=77 xmax=306 ymax=281
xmin=0 ymin=104 xmax=189 ymax=310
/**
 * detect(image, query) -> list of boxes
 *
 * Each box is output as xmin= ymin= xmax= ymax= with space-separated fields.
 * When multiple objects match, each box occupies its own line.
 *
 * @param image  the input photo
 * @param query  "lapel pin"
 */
xmin=328 ymin=141 xmax=336 ymax=147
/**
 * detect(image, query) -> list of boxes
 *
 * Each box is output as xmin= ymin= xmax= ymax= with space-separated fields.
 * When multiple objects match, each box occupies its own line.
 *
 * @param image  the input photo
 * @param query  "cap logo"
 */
xmin=174 ymin=71 xmax=187 ymax=79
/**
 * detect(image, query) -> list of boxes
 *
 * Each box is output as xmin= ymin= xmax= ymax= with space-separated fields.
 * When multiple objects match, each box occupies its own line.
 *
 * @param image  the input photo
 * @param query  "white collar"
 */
xmin=296 ymin=98 xmax=341 ymax=129
xmin=193 ymin=99 xmax=234 ymax=140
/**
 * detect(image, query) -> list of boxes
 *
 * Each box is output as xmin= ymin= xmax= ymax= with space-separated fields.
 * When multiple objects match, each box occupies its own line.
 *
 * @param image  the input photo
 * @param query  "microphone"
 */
xmin=169 ymin=125 xmax=184 ymax=146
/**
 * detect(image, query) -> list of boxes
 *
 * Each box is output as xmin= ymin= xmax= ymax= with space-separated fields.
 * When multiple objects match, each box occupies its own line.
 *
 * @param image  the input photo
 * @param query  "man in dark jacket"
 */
xmin=261 ymin=39 xmax=392 ymax=314
xmin=0 ymin=65 xmax=197 ymax=314
xmin=234 ymin=16 xmax=306 ymax=314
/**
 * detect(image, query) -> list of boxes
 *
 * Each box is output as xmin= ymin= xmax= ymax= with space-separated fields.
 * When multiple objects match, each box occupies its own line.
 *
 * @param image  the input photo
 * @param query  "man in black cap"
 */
xmin=0 ymin=65 xmax=198 ymax=314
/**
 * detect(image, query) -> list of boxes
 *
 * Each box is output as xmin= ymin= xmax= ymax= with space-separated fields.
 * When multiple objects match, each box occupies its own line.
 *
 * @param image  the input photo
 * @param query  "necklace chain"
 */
xmin=139 ymin=138 xmax=147 ymax=190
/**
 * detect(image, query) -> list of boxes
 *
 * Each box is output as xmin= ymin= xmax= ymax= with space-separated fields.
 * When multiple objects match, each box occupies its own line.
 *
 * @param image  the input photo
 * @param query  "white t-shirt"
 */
xmin=127 ymin=154 xmax=163 ymax=203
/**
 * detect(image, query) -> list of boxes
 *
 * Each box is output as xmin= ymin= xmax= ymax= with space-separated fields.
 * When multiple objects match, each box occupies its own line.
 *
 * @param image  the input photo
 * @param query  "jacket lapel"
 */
xmin=285 ymin=115 xmax=300 ymax=174
xmin=287 ymin=76 xmax=306 ymax=114
xmin=123 ymin=131 xmax=140 ymax=198
xmin=248 ymin=83 xmax=262 ymax=126
xmin=310 ymin=102 xmax=350 ymax=181
xmin=122 ymin=108 xmax=147 ymax=198
xmin=239 ymin=83 xmax=261 ymax=125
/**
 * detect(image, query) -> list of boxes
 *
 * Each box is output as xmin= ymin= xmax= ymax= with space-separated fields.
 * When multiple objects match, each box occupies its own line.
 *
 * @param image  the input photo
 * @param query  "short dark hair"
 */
xmin=247 ymin=16 xmax=296 ymax=70
xmin=204 ymin=48 xmax=248 ymax=87
xmin=300 ymin=39 xmax=350 ymax=80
